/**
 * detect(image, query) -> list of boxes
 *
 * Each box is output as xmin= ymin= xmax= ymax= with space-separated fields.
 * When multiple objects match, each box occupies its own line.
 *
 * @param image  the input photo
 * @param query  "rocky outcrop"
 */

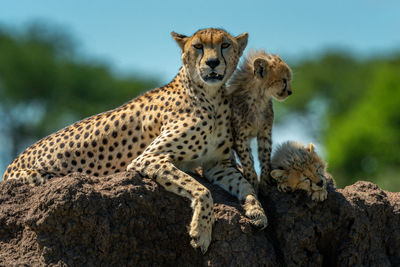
xmin=0 ymin=171 xmax=399 ymax=266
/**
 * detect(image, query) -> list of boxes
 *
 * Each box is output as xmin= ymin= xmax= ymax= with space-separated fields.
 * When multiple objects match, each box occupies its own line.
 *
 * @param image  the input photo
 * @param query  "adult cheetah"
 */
xmin=3 ymin=28 xmax=268 ymax=253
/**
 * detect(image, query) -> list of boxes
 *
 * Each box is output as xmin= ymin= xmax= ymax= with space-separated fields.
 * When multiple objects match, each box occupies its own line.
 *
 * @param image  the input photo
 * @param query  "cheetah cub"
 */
xmin=270 ymin=141 xmax=332 ymax=202
xmin=227 ymin=50 xmax=292 ymax=192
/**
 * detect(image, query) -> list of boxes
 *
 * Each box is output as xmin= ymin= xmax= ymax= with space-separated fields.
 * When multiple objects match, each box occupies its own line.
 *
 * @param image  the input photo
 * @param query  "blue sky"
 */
xmin=1 ymin=0 xmax=399 ymax=81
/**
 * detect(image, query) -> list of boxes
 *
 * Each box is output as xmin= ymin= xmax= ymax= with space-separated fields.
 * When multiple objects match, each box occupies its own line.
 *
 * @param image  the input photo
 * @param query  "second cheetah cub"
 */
xmin=270 ymin=141 xmax=332 ymax=202
xmin=227 ymin=50 xmax=292 ymax=192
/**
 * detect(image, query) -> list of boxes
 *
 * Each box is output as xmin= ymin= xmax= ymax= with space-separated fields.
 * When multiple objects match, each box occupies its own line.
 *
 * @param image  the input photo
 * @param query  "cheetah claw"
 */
xmin=189 ymin=225 xmax=212 ymax=254
xmin=247 ymin=209 xmax=268 ymax=230
xmin=277 ymin=182 xmax=292 ymax=193
xmin=243 ymin=195 xmax=268 ymax=230
xmin=311 ymin=189 xmax=328 ymax=202
xmin=126 ymin=162 xmax=135 ymax=171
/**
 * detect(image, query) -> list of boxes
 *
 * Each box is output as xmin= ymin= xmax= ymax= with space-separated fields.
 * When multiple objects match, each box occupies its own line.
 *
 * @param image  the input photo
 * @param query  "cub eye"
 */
xmin=221 ymin=43 xmax=230 ymax=49
xmin=282 ymin=78 xmax=288 ymax=90
xmin=193 ymin=44 xmax=203 ymax=50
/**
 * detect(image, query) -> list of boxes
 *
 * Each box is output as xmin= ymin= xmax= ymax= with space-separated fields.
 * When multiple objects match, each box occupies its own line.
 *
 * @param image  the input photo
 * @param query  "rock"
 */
xmin=0 ymin=172 xmax=399 ymax=266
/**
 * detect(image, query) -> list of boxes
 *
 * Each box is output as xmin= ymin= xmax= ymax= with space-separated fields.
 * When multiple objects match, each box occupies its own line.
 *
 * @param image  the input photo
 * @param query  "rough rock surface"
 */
xmin=0 ymin=171 xmax=399 ymax=266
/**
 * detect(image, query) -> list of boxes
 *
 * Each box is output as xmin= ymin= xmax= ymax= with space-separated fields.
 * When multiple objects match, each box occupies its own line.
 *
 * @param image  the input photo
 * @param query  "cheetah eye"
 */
xmin=193 ymin=44 xmax=203 ymax=50
xmin=221 ymin=43 xmax=230 ymax=49
xmin=282 ymin=79 xmax=287 ymax=90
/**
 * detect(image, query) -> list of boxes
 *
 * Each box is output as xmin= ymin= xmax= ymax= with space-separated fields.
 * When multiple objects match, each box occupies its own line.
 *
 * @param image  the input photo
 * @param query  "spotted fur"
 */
xmin=270 ymin=141 xmax=333 ymax=201
xmin=3 ymin=28 xmax=268 ymax=253
xmin=227 ymin=50 xmax=292 ymax=193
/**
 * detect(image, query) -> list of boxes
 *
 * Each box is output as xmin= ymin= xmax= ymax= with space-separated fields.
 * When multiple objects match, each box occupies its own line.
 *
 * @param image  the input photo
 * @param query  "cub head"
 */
xmin=252 ymin=51 xmax=292 ymax=101
xmin=171 ymin=28 xmax=248 ymax=88
xmin=270 ymin=142 xmax=327 ymax=192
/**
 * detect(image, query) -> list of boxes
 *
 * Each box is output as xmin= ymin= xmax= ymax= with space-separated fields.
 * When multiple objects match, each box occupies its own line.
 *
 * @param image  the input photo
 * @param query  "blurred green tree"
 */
xmin=0 ymin=24 xmax=158 ymax=173
xmin=325 ymin=61 xmax=400 ymax=191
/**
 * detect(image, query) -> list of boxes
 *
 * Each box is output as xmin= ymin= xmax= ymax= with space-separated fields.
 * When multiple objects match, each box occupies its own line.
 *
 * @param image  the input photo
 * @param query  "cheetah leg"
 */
xmin=203 ymin=160 xmax=268 ymax=229
xmin=4 ymin=169 xmax=54 ymax=185
xmin=257 ymin=130 xmax=274 ymax=191
xmin=127 ymin=154 xmax=214 ymax=254
xmin=233 ymin=136 xmax=259 ymax=193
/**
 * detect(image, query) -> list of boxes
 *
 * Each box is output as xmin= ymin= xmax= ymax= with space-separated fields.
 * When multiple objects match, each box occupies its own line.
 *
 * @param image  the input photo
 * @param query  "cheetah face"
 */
xmin=271 ymin=167 xmax=327 ymax=192
xmin=172 ymin=28 xmax=248 ymax=88
xmin=272 ymin=66 xmax=293 ymax=101
xmin=253 ymin=57 xmax=292 ymax=101
xmin=298 ymin=166 xmax=327 ymax=191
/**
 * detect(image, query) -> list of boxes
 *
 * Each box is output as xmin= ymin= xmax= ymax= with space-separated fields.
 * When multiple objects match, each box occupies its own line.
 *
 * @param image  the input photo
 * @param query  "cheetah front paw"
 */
xmin=189 ymin=219 xmax=213 ymax=254
xmin=311 ymin=189 xmax=328 ymax=202
xmin=243 ymin=195 xmax=268 ymax=230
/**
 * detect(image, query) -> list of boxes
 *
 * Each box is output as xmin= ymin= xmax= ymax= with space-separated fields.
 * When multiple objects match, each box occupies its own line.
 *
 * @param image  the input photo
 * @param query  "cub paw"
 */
xmin=311 ymin=189 xmax=328 ymax=202
xmin=277 ymin=182 xmax=292 ymax=193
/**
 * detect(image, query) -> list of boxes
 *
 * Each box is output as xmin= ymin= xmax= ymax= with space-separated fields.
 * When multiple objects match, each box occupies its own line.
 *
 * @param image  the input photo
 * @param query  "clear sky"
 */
xmin=1 ymin=0 xmax=399 ymax=82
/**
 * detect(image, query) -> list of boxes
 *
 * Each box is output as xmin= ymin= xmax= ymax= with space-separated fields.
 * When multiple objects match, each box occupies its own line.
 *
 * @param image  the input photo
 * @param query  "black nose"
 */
xmin=316 ymin=180 xmax=324 ymax=187
xmin=287 ymin=90 xmax=292 ymax=95
xmin=206 ymin=58 xmax=220 ymax=69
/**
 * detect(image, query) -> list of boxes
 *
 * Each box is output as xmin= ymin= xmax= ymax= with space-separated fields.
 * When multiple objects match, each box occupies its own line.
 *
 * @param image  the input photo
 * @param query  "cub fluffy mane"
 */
xmin=227 ymin=50 xmax=272 ymax=95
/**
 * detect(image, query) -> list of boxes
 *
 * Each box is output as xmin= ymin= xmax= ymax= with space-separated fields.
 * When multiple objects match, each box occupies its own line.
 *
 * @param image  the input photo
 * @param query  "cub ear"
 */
xmin=270 ymin=169 xmax=285 ymax=181
xmin=171 ymin=32 xmax=189 ymax=51
xmin=307 ymin=142 xmax=315 ymax=153
xmin=235 ymin=32 xmax=248 ymax=57
xmin=253 ymin=58 xmax=268 ymax=79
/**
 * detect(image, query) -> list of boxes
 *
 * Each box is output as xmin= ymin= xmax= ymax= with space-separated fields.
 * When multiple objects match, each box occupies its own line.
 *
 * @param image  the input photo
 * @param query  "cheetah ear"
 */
xmin=171 ymin=32 xmax=189 ymax=51
xmin=253 ymin=58 xmax=268 ymax=79
xmin=235 ymin=32 xmax=248 ymax=57
xmin=270 ymin=169 xmax=285 ymax=180
xmin=307 ymin=142 xmax=315 ymax=153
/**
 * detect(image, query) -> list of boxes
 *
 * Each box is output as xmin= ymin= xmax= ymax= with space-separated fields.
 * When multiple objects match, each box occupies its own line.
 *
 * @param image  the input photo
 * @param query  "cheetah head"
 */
xmin=172 ymin=28 xmax=248 ymax=89
xmin=271 ymin=142 xmax=327 ymax=192
xmin=252 ymin=53 xmax=293 ymax=101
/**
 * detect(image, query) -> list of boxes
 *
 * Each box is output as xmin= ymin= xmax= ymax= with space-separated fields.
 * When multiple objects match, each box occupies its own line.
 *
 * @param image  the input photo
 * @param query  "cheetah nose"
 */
xmin=287 ymin=90 xmax=292 ymax=95
xmin=316 ymin=180 xmax=323 ymax=187
xmin=206 ymin=58 xmax=220 ymax=69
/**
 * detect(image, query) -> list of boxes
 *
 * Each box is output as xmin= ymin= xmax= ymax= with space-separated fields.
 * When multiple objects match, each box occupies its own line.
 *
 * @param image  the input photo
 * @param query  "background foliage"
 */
xmin=0 ymin=24 xmax=157 ymax=169
xmin=0 ymin=25 xmax=399 ymax=191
